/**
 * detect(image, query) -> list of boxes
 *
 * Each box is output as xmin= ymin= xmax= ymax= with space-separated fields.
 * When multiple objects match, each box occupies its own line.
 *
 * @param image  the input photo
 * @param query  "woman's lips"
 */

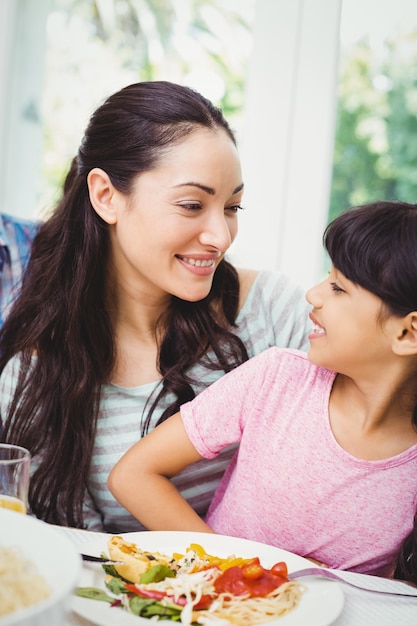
xmin=176 ymin=254 xmax=219 ymax=275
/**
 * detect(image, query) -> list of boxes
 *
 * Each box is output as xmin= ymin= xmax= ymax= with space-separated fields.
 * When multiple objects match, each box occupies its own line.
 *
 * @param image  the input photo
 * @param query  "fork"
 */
xmin=81 ymin=553 xmax=124 ymax=565
xmin=288 ymin=567 xmax=417 ymax=597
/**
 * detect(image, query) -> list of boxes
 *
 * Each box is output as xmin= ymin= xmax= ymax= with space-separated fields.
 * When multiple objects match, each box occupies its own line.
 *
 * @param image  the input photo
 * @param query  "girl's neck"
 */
xmin=329 ymin=370 xmax=417 ymax=460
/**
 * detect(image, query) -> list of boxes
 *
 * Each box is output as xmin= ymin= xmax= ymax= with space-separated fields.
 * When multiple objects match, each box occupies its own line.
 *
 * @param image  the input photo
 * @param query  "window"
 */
xmin=329 ymin=0 xmax=417 ymax=222
xmin=4 ymin=1 xmax=414 ymax=288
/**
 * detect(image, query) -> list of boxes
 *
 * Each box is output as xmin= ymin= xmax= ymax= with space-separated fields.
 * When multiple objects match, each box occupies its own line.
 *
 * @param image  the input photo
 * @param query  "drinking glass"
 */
xmin=0 ymin=443 xmax=31 ymax=513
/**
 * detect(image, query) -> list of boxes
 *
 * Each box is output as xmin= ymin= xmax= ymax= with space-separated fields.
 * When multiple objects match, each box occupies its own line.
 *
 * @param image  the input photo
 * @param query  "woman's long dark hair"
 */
xmin=0 ymin=81 xmax=248 ymax=527
xmin=324 ymin=200 xmax=417 ymax=584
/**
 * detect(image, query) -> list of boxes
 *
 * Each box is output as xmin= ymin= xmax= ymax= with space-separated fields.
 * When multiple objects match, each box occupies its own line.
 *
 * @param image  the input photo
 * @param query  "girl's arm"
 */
xmin=107 ymin=412 xmax=214 ymax=533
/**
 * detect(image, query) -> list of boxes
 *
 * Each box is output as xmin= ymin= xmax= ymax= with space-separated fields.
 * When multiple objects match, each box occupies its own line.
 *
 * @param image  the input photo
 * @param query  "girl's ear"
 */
xmin=87 ymin=168 xmax=118 ymax=224
xmin=393 ymin=313 xmax=417 ymax=356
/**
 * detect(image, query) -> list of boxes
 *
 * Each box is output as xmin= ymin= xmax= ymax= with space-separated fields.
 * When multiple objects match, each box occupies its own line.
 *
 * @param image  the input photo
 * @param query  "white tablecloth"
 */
xmin=59 ymin=526 xmax=417 ymax=626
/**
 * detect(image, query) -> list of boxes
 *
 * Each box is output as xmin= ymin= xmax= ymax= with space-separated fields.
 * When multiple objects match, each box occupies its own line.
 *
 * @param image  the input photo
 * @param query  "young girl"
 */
xmin=108 ymin=200 xmax=417 ymax=585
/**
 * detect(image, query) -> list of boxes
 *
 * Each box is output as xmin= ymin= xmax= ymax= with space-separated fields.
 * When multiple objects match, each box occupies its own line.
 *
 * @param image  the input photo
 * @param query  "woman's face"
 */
xmin=108 ymin=128 xmax=243 ymax=304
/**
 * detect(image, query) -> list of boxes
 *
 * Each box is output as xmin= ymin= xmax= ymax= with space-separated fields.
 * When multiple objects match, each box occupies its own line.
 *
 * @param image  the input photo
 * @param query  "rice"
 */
xmin=0 ymin=545 xmax=51 ymax=616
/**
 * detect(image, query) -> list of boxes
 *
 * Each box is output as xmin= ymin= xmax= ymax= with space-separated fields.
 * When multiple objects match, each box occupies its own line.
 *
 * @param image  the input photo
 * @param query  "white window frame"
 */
xmin=232 ymin=0 xmax=342 ymax=289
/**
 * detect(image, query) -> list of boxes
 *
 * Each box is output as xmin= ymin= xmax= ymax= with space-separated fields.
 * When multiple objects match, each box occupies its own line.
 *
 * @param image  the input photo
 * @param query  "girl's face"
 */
xmin=305 ymin=266 xmax=394 ymax=376
xmin=108 ymin=128 xmax=243 ymax=304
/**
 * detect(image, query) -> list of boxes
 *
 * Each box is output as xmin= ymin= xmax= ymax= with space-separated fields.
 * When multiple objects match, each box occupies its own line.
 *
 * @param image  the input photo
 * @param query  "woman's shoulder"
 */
xmin=236 ymin=268 xmax=259 ymax=309
xmin=235 ymin=268 xmax=310 ymax=353
xmin=236 ymin=267 xmax=309 ymax=326
xmin=236 ymin=268 xmax=306 ymax=309
xmin=0 ymin=354 xmax=26 ymax=413
xmin=0 ymin=354 xmax=24 ymax=379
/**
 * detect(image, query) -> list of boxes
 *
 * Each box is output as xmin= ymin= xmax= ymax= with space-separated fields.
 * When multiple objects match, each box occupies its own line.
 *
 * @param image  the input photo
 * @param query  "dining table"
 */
xmin=59 ymin=525 xmax=417 ymax=626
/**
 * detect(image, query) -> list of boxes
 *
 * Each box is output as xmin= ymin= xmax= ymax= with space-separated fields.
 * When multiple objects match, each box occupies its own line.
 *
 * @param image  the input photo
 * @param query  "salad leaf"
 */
xmin=128 ymin=596 xmax=182 ymax=619
xmin=100 ymin=553 xmax=123 ymax=579
xmin=75 ymin=587 xmax=186 ymax=622
xmin=105 ymin=575 xmax=129 ymax=595
xmin=140 ymin=564 xmax=176 ymax=584
xmin=101 ymin=563 xmax=121 ymax=578
xmin=75 ymin=587 xmax=114 ymax=603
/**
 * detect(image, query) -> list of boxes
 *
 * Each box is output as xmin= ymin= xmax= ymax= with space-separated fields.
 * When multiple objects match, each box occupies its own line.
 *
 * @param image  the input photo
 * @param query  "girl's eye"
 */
xmin=330 ymin=282 xmax=345 ymax=293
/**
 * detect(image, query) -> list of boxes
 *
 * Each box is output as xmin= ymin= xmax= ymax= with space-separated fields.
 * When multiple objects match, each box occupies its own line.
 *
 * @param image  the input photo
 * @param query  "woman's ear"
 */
xmin=87 ymin=168 xmax=118 ymax=224
xmin=392 ymin=313 xmax=417 ymax=356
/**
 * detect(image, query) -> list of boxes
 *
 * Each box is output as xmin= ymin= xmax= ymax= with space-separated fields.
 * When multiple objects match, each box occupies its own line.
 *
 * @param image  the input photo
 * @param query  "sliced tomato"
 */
xmin=270 ymin=561 xmax=288 ymax=579
xmin=242 ymin=558 xmax=264 ymax=580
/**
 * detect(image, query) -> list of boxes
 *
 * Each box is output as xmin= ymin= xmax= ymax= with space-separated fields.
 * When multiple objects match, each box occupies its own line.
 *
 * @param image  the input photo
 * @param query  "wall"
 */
xmin=0 ymin=0 xmax=51 ymax=219
xmin=232 ymin=0 xmax=342 ymax=289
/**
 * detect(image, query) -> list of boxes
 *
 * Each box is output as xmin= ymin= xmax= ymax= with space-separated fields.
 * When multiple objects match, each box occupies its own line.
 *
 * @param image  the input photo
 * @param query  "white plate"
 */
xmin=72 ymin=531 xmax=344 ymax=626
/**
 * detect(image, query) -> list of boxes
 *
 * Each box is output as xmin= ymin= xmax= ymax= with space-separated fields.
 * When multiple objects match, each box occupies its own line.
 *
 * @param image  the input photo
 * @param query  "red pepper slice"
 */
xmin=124 ymin=584 xmax=213 ymax=610
xmin=189 ymin=594 xmax=214 ymax=610
xmin=125 ymin=585 xmax=166 ymax=601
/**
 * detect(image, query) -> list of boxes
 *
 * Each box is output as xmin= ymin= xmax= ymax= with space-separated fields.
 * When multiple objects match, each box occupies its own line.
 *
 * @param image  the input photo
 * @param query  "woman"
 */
xmin=0 ymin=81 xmax=310 ymax=531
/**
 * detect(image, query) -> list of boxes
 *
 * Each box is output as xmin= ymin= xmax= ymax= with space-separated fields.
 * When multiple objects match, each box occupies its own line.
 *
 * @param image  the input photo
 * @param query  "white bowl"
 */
xmin=0 ymin=509 xmax=81 ymax=626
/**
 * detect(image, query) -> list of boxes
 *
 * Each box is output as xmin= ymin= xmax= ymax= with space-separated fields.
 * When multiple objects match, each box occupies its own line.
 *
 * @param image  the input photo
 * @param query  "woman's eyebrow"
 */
xmin=233 ymin=183 xmax=244 ymax=194
xmin=173 ymin=182 xmax=244 ymax=195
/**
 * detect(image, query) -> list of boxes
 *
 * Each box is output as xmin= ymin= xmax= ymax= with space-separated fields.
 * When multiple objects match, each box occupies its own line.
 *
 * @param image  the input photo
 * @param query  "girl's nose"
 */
xmin=199 ymin=212 xmax=235 ymax=251
xmin=305 ymin=280 xmax=324 ymax=307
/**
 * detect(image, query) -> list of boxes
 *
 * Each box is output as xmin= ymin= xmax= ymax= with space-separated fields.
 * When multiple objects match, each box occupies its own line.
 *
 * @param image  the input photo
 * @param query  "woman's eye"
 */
xmin=225 ymin=205 xmax=245 ymax=214
xmin=330 ymin=282 xmax=345 ymax=293
xmin=181 ymin=203 xmax=202 ymax=212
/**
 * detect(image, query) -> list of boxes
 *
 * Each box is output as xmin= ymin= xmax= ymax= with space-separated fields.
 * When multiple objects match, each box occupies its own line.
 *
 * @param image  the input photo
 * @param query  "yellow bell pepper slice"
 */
xmin=173 ymin=543 xmax=254 ymax=571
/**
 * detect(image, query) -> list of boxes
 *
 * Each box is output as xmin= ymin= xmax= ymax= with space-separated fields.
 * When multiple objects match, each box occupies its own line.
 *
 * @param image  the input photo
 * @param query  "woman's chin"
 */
xmin=181 ymin=292 xmax=211 ymax=303
xmin=171 ymin=278 xmax=215 ymax=303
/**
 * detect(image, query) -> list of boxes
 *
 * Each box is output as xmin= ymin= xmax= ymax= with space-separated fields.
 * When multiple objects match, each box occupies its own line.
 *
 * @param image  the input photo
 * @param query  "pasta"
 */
xmin=101 ymin=538 xmax=306 ymax=624
xmin=196 ymin=581 xmax=305 ymax=624
xmin=0 ymin=545 xmax=51 ymax=616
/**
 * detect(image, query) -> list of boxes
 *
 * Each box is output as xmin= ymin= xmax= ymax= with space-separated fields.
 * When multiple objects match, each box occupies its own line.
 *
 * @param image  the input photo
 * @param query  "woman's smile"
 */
xmin=175 ymin=253 xmax=220 ymax=275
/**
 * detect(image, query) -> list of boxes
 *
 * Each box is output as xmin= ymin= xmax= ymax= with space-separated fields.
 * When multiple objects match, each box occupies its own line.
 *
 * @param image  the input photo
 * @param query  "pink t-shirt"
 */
xmin=180 ymin=348 xmax=417 ymax=577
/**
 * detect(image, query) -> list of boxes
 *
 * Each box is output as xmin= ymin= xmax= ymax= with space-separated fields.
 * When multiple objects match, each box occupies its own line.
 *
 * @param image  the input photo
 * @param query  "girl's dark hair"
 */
xmin=0 ymin=81 xmax=248 ymax=528
xmin=324 ymin=200 xmax=417 ymax=584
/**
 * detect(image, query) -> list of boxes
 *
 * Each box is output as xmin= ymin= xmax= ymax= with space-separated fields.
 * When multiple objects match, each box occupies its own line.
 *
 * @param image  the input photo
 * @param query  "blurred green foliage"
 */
xmin=329 ymin=29 xmax=417 ymax=222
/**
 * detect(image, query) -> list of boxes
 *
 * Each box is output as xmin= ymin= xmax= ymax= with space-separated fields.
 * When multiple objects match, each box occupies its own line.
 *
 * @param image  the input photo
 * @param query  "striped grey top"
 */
xmin=0 ymin=270 xmax=311 ymax=532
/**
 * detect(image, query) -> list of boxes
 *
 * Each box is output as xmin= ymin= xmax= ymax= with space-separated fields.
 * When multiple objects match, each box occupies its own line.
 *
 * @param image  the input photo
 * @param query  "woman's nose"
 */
xmin=199 ymin=212 xmax=235 ymax=251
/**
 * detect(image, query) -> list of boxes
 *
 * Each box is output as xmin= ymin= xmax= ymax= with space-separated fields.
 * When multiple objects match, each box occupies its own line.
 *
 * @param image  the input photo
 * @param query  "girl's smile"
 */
xmin=308 ymin=312 xmax=326 ymax=339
